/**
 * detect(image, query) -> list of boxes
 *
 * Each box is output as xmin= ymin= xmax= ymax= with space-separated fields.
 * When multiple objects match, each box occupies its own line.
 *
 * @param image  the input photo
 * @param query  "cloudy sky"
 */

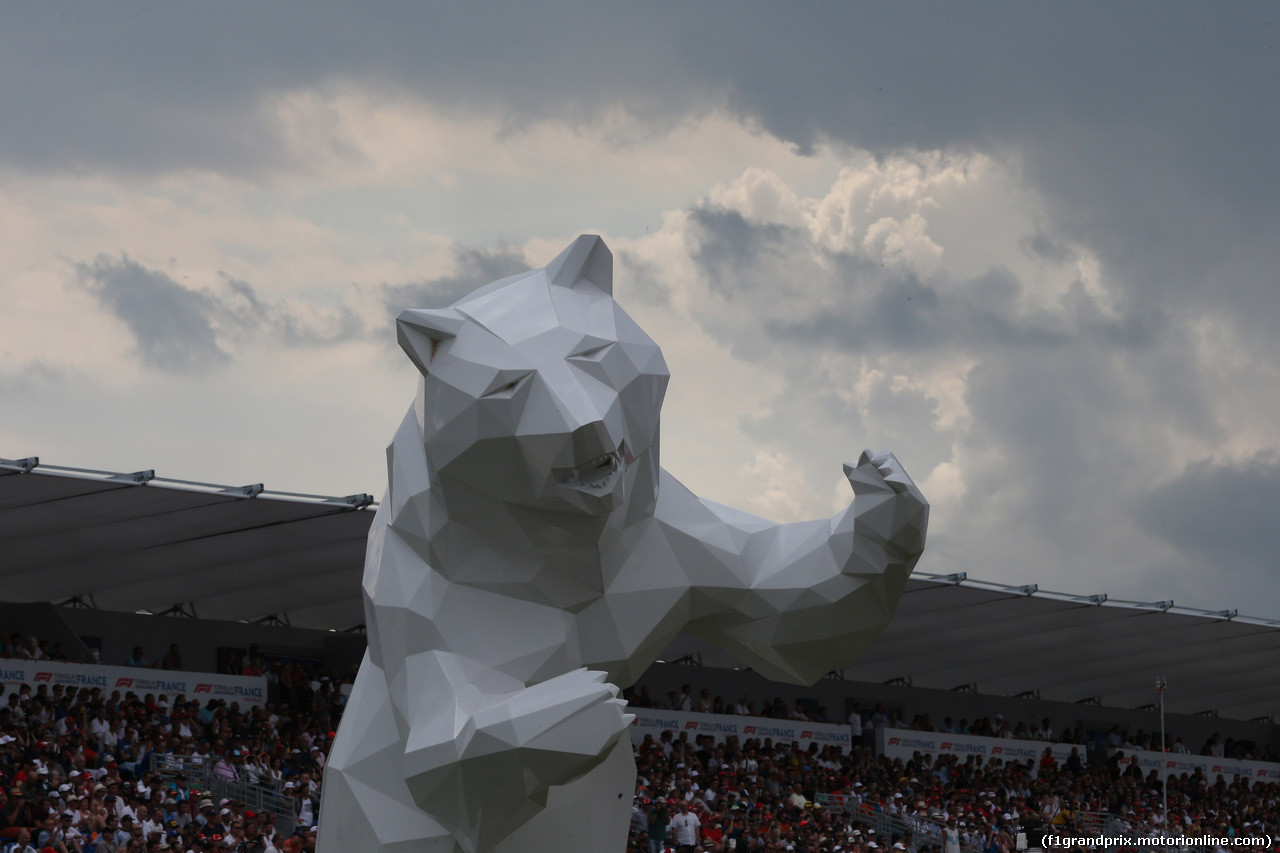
xmin=2 ymin=2 xmax=1277 ymax=617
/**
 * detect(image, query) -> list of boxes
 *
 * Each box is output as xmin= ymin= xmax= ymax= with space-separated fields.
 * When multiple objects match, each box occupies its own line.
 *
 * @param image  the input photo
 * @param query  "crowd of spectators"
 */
xmin=625 ymin=728 xmax=1280 ymax=853
xmin=0 ymin=639 xmax=353 ymax=853
xmin=0 ymin=637 xmax=77 ymax=666
xmin=5 ymin=642 xmax=1279 ymax=853
xmin=628 ymin=685 xmax=1280 ymax=764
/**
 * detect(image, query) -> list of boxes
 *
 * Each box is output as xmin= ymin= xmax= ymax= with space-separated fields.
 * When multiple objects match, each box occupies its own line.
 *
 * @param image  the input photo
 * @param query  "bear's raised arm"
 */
xmin=655 ymin=450 xmax=928 ymax=684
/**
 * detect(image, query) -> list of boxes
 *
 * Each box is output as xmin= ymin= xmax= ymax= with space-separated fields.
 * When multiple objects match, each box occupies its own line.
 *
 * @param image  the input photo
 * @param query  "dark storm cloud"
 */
xmin=1020 ymin=231 xmax=1076 ymax=266
xmin=0 ymin=1 xmax=707 ymax=178
xmin=8 ymin=3 xmax=1274 ymax=320
xmin=685 ymin=204 xmax=1168 ymax=356
xmin=7 ymin=3 xmax=1272 ymax=199
xmin=688 ymin=207 xmax=802 ymax=298
xmin=75 ymin=254 xmax=229 ymax=372
xmin=681 ymin=200 xmax=1232 ymax=590
xmin=217 ymin=274 xmax=363 ymax=347
xmin=381 ymin=243 xmax=530 ymax=316
xmin=75 ymin=255 xmax=362 ymax=372
xmin=1136 ymin=453 xmax=1280 ymax=576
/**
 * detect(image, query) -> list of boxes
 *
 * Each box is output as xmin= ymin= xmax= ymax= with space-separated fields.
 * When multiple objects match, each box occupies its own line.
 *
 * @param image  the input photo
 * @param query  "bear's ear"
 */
xmin=397 ymin=308 xmax=465 ymax=374
xmin=546 ymin=234 xmax=612 ymax=296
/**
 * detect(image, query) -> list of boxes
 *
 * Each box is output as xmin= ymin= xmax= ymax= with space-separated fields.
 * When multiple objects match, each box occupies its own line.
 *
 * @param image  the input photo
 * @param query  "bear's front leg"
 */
xmin=403 ymin=665 xmax=632 ymax=853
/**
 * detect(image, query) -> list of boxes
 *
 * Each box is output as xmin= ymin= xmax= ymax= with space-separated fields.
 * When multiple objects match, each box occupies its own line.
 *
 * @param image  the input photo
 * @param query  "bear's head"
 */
xmin=397 ymin=236 xmax=669 ymax=519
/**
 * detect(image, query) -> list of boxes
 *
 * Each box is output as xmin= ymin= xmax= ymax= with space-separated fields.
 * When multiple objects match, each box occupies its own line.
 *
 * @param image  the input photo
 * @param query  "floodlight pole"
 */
xmin=1156 ymin=676 xmax=1168 ymax=827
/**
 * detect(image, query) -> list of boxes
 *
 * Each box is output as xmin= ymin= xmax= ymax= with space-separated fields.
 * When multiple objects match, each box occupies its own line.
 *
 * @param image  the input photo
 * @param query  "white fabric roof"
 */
xmin=4 ymin=457 xmax=1278 ymax=720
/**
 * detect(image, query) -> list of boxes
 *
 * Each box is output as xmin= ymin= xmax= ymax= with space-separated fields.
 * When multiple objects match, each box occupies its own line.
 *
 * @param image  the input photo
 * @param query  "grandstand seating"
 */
xmin=3 ymin=631 xmax=1278 ymax=853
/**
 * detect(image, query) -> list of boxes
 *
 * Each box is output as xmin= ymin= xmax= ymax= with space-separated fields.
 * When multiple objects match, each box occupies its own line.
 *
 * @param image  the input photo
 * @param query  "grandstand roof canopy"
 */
xmin=0 ymin=457 xmax=372 ymax=631
xmin=4 ymin=457 xmax=1279 ymax=721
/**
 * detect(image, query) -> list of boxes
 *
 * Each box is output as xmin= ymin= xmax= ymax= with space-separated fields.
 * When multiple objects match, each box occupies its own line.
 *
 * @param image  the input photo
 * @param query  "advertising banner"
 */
xmin=630 ymin=708 xmax=852 ymax=752
xmin=1111 ymin=748 xmax=1280 ymax=781
xmin=0 ymin=659 xmax=268 ymax=708
xmin=877 ymin=727 xmax=1087 ymax=767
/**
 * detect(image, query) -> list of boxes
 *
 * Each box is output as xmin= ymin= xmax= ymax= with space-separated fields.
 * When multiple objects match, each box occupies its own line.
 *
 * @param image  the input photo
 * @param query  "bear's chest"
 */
xmin=569 ymin=519 xmax=693 ymax=686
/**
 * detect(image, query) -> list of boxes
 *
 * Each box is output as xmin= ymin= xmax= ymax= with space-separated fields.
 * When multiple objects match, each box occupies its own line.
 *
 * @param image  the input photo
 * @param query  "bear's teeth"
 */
xmin=560 ymin=452 xmax=620 ymax=488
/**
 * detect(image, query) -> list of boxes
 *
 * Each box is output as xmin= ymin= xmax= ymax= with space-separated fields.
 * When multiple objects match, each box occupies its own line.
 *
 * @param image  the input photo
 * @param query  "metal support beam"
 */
xmin=2 ymin=456 xmax=40 ymax=472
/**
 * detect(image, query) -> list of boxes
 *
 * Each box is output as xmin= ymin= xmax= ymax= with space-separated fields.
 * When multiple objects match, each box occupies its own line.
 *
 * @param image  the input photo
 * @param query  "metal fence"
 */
xmin=149 ymin=753 xmax=213 ymax=790
xmin=1075 ymin=812 xmax=1201 ymax=853
xmin=149 ymin=753 xmax=299 ymax=837
xmin=809 ymin=798 xmax=1210 ymax=853
xmin=814 ymin=793 xmax=983 ymax=853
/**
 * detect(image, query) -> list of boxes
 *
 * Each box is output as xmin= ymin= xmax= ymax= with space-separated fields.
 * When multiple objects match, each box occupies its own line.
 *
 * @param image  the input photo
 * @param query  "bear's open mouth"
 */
xmin=556 ymin=448 xmax=624 ymax=491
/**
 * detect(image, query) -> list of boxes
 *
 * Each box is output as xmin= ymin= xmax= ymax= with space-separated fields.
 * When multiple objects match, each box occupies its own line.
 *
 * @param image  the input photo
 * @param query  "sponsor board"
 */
xmin=0 ymin=660 xmax=267 ymax=708
xmin=630 ymin=708 xmax=851 ymax=752
xmin=1112 ymin=748 xmax=1280 ymax=782
xmin=878 ymin=727 xmax=1087 ymax=768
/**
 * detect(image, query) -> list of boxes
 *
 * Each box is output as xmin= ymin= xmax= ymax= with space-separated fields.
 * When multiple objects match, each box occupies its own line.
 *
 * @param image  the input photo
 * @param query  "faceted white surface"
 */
xmin=318 ymin=236 xmax=928 ymax=853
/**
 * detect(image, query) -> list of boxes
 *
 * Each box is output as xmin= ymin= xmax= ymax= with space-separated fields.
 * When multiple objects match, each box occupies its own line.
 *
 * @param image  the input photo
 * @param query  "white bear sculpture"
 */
xmin=317 ymin=235 xmax=928 ymax=853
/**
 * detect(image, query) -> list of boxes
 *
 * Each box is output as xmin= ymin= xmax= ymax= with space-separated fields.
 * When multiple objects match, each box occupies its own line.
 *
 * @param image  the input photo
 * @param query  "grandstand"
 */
xmin=3 ymin=456 xmax=1278 ymax=853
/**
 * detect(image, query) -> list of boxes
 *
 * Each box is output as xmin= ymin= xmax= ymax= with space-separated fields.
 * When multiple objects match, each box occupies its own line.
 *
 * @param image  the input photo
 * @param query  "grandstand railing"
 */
xmin=813 ymin=799 xmax=1199 ymax=853
xmin=814 ymin=793 xmax=982 ymax=853
xmin=802 ymin=793 xmax=1225 ymax=853
xmin=150 ymin=753 xmax=299 ymax=836
xmin=1075 ymin=812 xmax=1198 ymax=853
xmin=150 ymin=752 xmax=213 ymax=791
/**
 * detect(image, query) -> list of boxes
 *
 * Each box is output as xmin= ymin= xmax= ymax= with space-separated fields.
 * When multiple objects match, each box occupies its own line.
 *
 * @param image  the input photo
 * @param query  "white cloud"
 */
xmin=739 ymin=450 xmax=807 ymax=521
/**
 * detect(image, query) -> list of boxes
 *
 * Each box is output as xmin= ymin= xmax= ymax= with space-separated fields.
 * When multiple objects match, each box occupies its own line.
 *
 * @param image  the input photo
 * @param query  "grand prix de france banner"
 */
xmin=0 ymin=659 xmax=268 ymax=708
xmin=1112 ymin=748 xmax=1280 ymax=782
xmin=877 ymin=727 xmax=1088 ymax=767
xmin=630 ymin=708 xmax=852 ymax=752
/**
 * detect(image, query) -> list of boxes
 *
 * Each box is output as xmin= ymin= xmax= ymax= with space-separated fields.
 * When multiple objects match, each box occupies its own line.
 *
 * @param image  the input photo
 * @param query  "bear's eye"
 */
xmin=568 ymin=342 xmax=614 ymax=362
xmin=481 ymin=372 xmax=532 ymax=399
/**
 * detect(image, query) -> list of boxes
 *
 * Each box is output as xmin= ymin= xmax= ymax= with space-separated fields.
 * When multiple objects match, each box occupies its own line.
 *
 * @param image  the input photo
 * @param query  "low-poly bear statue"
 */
xmin=318 ymin=235 xmax=928 ymax=853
